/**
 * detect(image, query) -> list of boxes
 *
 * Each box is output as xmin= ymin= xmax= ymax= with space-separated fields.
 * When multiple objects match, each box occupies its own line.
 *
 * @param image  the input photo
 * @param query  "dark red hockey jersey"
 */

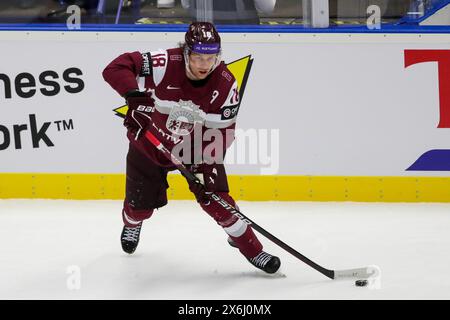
xmin=103 ymin=47 xmax=240 ymax=167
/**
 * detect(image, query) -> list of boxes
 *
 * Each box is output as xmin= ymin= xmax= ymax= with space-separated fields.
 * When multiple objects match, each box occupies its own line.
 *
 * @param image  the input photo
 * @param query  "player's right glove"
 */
xmin=123 ymin=90 xmax=155 ymax=139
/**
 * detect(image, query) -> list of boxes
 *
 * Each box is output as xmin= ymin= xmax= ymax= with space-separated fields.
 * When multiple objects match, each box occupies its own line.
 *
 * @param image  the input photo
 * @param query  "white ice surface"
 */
xmin=1 ymin=200 xmax=450 ymax=300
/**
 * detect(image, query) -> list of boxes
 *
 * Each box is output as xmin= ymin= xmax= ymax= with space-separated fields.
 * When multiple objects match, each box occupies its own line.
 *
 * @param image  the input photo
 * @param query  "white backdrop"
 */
xmin=0 ymin=31 xmax=449 ymax=176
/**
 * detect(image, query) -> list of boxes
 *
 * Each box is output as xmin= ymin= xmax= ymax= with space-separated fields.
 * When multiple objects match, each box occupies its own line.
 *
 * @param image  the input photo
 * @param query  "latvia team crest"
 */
xmin=166 ymin=100 xmax=202 ymax=136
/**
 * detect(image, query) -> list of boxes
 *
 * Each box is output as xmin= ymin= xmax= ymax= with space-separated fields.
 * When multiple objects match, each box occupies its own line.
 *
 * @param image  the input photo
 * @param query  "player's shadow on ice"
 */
xmin=117 ymin=251 xmax=288 ymax=281
xmin=80 ymin=252 xmax=334 ymax=299
xmin=216 ymin=270 xmax=287 ymax=279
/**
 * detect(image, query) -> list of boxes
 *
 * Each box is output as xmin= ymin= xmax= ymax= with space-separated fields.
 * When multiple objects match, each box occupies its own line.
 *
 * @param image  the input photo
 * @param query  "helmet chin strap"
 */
xmin=184 ymin=47 xmax=221 ymax=80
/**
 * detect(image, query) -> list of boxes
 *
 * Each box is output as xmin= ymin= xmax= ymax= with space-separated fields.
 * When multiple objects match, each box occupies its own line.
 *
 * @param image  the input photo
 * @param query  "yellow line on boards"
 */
xmin=0 ymin=174 xmax=449 ymax=202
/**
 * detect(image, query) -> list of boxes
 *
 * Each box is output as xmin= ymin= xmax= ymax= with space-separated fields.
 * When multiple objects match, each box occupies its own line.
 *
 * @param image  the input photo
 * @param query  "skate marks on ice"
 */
xmin=2 ymin=200 xmax=450 ymax=299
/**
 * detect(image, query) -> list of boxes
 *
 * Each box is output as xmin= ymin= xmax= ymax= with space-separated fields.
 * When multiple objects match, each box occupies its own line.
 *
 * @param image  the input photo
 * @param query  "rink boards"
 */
xmin=1 ymin=30 xmax=450 ymax=201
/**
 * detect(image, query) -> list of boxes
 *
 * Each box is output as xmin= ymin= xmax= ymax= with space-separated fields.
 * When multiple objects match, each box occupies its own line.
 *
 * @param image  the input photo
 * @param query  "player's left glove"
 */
xmin=188 ymin=178 xmax=210 ymax=204
xmin=186 ymin=164 xmax=218 ymax=204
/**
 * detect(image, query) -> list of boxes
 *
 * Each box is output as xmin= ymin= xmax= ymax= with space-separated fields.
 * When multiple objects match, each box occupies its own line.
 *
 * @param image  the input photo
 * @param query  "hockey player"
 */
xmin=102 ymin=22 xmax=280 ymax=274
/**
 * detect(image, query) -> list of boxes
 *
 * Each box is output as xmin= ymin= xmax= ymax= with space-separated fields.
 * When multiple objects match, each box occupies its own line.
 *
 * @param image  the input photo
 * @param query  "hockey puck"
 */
xmin=355 ymin=280 xmax=368 ymax=287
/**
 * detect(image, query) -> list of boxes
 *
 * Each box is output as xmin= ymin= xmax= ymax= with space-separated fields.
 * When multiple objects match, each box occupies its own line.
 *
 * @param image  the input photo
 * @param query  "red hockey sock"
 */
xmin=200 ymin=192 xmax=263 ymax=258
xmin=122 ymin=202 xmax=154 ymax=227
xmin=228 ymin=225 xmax=263 ymax=259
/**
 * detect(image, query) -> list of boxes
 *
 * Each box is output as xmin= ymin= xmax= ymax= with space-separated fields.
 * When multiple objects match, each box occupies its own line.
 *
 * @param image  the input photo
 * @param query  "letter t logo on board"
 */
xmin=405 ymin=50 xmax=450 ymax=128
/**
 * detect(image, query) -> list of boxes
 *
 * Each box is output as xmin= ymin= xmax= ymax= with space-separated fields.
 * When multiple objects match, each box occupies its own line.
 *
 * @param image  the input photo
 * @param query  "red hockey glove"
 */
xmin=123 ymin=90 xmax=155 ymax=137
xmin=126 ymin=110 xmax=154 ymax=141
xmin=186 ymin=164 xmax=218 ymax=204
xmin=188 ymin=179 xmax=210 ymax=204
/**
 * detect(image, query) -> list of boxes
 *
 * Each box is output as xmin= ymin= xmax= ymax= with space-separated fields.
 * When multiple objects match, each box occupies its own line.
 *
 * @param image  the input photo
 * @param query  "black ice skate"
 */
xmin=121 ymin=223 xmax=142 ymax=254
xmin=227 ymin=237 xmax=281 ymax=274
xmin=247 ymin=251 xmax=281 ymax=274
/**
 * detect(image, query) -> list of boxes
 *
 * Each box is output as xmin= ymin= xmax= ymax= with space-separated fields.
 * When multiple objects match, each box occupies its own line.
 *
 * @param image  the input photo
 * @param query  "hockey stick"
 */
xmin=143 ymin=127 xmax=376 ymax=280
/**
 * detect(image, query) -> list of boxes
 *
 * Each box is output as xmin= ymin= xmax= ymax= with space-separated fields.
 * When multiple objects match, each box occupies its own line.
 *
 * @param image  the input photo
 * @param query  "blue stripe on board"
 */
xmin=407 ymin=150 xmax=450 ymax=171
xmin=0 ymin=23 xmax=449 ymax=34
